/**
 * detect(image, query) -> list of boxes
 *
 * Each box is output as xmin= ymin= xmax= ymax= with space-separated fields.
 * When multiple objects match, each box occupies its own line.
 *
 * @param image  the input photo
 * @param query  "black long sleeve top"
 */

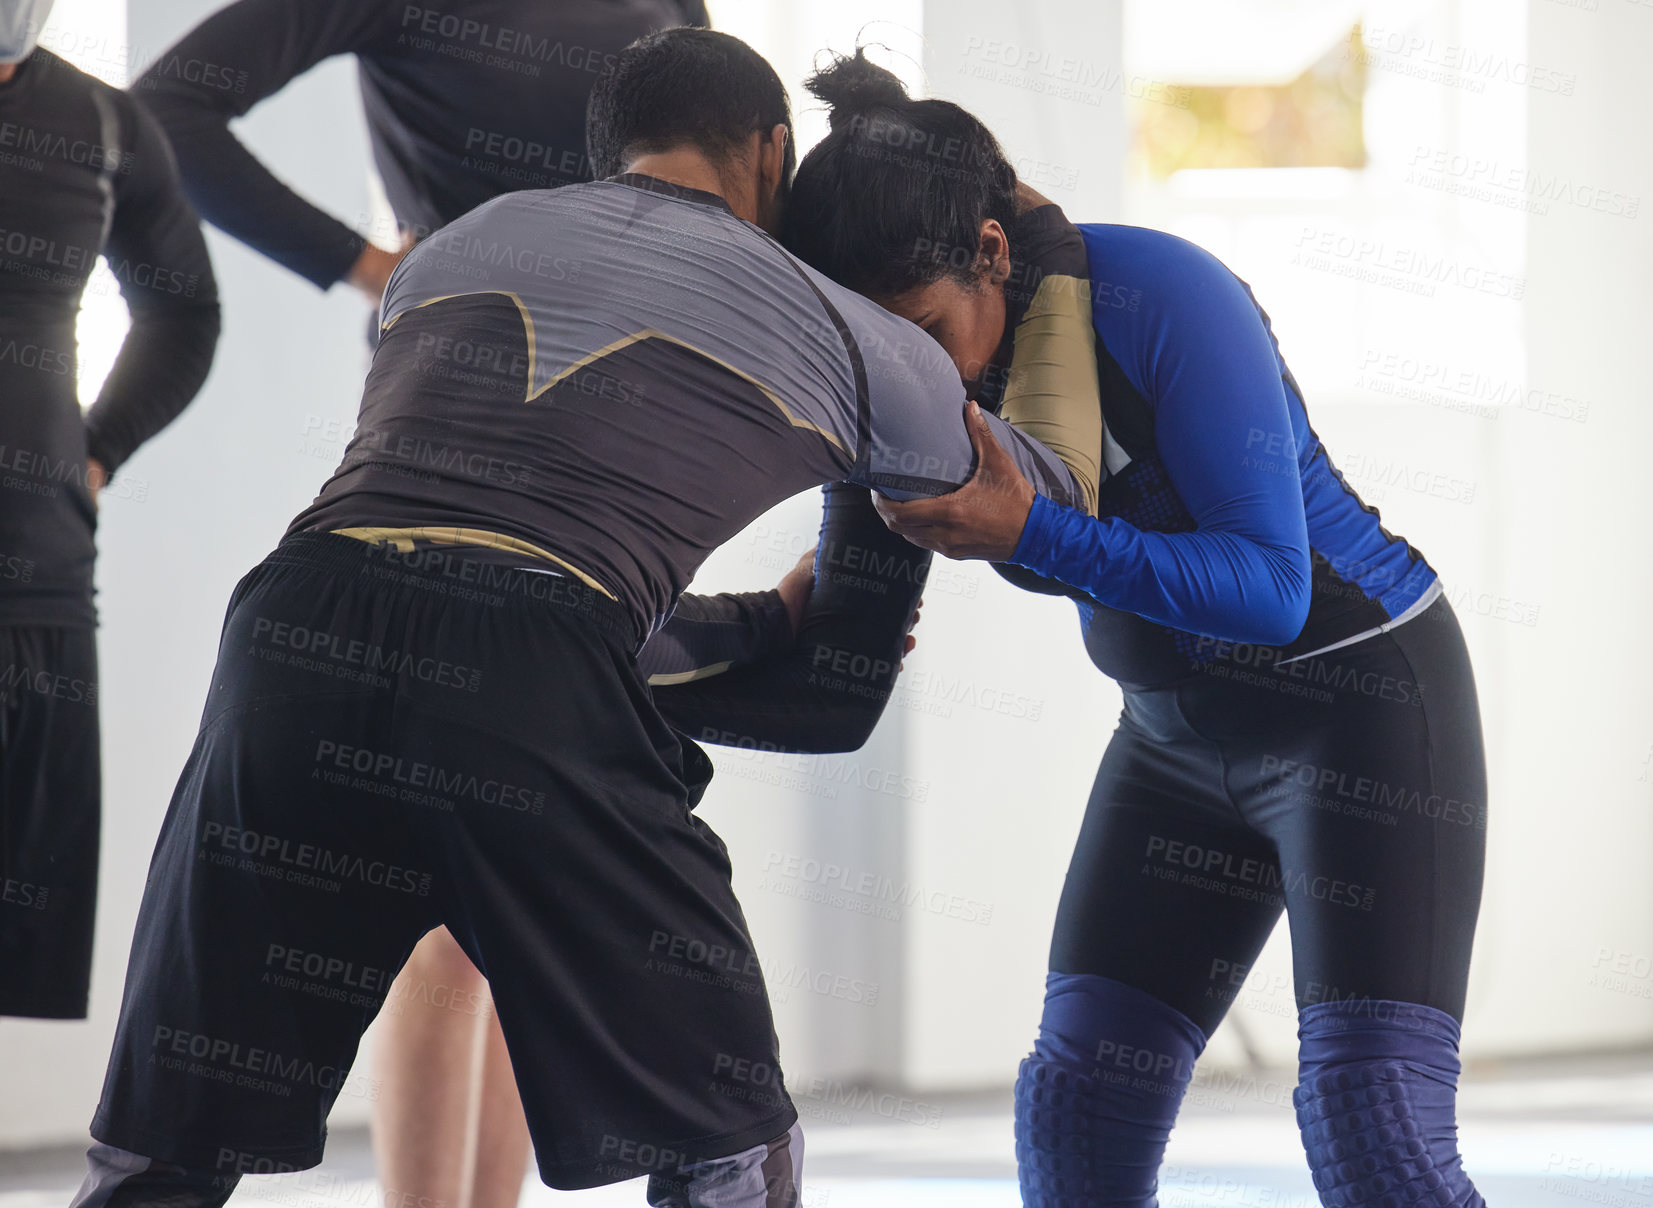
xmin=135 ymin=0 xmax=707 ymax=289
xmin=0 ymin=49 xmax=220 ymax=626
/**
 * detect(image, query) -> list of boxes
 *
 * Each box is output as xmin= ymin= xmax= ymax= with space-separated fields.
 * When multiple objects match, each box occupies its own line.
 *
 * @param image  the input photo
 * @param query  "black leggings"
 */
xmin=1050 ymin=596 xmax=1486 ymax=1036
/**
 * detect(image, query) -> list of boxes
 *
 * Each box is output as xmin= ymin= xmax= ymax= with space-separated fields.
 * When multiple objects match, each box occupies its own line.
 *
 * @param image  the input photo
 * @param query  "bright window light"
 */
xmin=36 ymin=0 xmax=131 ymax=411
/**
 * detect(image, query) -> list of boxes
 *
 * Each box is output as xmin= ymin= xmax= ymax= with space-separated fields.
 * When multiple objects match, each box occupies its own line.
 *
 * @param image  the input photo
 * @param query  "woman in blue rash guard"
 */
xmin=783 ymin=52 xmax=1488 ymax=1208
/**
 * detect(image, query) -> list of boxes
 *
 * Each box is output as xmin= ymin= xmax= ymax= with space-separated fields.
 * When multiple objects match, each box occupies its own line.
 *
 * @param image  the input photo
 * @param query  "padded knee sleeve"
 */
xmin=1015 ymin=973 xmax=1208 ymax=1208
xmin=1295 ymin=1000 xmax=1484 ymax=1208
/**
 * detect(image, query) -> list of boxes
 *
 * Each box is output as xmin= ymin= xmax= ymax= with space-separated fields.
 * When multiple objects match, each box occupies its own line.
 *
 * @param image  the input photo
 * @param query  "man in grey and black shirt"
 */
xmin=76 ymin=29 xmax=1080 ymax=1208
xmin=289 ymin=166 xmax=1073 ymax=634
xmin=135 ymin=4 xmax=713 ymax=1197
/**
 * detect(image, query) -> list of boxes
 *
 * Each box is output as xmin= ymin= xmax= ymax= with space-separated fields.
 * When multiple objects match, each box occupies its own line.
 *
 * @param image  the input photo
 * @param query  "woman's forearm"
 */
xmin=1011 ymin=493 xmax=1311 ymax=646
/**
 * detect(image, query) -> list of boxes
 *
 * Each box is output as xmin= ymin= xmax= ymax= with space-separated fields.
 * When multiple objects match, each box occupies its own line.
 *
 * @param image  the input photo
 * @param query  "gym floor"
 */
xmin=3 ymin=1053 xmax=1651 ymax=1208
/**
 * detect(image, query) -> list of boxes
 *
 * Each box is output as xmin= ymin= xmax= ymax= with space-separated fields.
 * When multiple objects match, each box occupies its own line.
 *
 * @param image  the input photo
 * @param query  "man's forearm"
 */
xmin=639 ymin=590 xmax=794 ymax=686
xmin=653 ymin=483 xmax=930 ymax=755
xmin=146 ymin=98 xmax=367 ymax=290
xmin=132 ymin=0 xmax=381 ymax=289
xmin=84 ymin=305 xmax=221 ymax=474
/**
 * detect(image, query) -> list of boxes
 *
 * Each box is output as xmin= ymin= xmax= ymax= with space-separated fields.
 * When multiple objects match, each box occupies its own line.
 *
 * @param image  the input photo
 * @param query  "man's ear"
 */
xmin=759 ymin=123 xmax=789 ymax=194
xmin=979 ymin=219 xmax=1012 ymax=286
xmin=749 ymin=124 xmax=790 ymax=234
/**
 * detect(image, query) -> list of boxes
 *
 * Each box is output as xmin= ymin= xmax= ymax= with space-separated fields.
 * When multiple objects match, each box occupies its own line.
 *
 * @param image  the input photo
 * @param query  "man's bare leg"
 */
xmin=373 ymin=928 xmax=533 ymax=1208
xmin=471 ymin=1003 xmax=535 ymax=1207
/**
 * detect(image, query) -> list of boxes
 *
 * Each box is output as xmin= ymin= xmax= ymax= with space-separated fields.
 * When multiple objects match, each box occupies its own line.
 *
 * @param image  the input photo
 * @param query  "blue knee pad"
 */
xmin=1015 ymin=973 xmax=1208 ymax=1208
xmin=1295 ymin=1000 xmax=1485 ymax=1208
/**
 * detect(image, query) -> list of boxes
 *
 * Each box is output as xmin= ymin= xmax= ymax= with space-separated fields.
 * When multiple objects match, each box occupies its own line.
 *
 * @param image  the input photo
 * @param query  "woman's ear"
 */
xmin=978 ymin=219 xmax=1012 ymax=287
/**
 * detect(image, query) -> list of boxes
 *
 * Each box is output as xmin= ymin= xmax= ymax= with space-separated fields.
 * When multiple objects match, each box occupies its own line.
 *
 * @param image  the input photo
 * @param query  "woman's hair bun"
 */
xmin=805 ymin=49 xmax=911 ymax=129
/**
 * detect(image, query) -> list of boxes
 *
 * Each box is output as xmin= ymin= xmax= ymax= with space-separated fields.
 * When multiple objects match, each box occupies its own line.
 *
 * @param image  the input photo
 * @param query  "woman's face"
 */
xmin=882 ymin=220 xmax=1012 ymax=394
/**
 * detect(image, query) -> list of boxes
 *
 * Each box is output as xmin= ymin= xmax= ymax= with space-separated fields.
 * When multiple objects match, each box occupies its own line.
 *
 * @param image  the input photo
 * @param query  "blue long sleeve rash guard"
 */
xmin=1007 ymin=224 xmax=1438 ymax=686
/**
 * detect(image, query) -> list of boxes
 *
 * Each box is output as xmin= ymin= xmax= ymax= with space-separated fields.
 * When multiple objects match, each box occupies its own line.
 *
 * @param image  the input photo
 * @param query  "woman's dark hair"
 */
xmin=782 ymin=49 xmax=1018 ymax=299
xmin=587 ymin=27 xmax=795 ymax=182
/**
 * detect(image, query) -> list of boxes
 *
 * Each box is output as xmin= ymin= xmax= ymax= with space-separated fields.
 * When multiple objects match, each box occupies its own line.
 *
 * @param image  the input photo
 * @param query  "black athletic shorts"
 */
xmin=90 ymin=532 xmax=797 ymax=1188
xmin=1051 ymin=595 xmax=1487 ymax=1034
xmin=0 ymin=623 xmax=100 ymax=1019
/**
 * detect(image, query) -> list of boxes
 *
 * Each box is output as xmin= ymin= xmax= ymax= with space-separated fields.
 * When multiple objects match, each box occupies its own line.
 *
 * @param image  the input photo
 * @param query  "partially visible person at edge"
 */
xmin=0 ymin=0 xmax=219 ymax=1023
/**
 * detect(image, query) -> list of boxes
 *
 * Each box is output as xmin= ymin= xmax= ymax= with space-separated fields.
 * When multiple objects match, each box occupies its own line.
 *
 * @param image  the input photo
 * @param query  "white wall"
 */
xmin=1477 ymin=0 xmax=1653 ymax=1054
xmin=888 ymin=0 xmax=1127 ymax=1089
xmin=743 ymin=0 xmax=1653 ymax=1086
xmin=1121 ymin=0 xmax=1653 ymax=1066
xmin=696 ymin=0 xmax=1130 ymax=1097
